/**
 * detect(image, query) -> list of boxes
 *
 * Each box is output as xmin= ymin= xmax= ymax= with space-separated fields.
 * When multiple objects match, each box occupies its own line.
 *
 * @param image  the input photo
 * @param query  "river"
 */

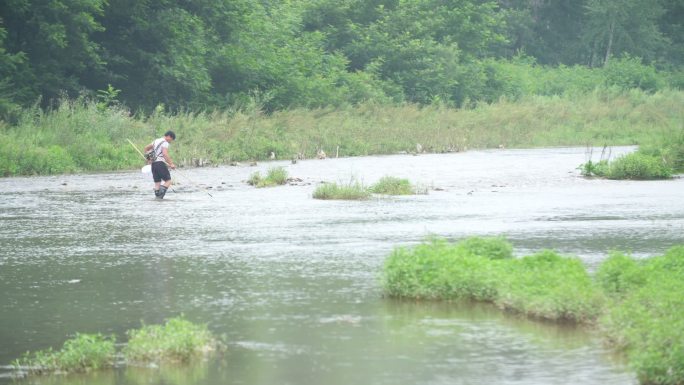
xmin=1 ymin=146 xmax=683 ymax=384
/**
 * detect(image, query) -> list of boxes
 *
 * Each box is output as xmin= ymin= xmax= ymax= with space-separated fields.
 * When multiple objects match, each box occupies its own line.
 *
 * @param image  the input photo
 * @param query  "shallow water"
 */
xmin=1 ymin=146 xmax=683 ymax=384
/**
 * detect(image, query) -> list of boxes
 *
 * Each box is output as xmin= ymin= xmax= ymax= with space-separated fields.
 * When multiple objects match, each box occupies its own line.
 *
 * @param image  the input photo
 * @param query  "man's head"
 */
xmin=164 ymin=130 xmax=176 ymax=141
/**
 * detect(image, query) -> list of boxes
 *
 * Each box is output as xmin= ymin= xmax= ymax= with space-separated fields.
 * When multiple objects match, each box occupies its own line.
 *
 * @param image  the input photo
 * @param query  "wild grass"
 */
xmin=12 ymin=316 xmax=216 ymax=378
xmin=1 ymin=89 xmax=682 ymax=176
xmin=312 ymin=180 xmax=371 ymax=200
xmin=580 ymin=152 xmax=673 ymax=179
xmin=247 ymin=166 xmax=289 ymax=188
xmin=495 ymin=250 xmax=604 ymax=322
xmin=382 ymin=237 xmax=506 ymax=301
xmin=382 ymin=237 xmax=602 ymax=322
xmin=370 ymin=176 xmax=414 ymax=195
xmin=12 ymin=333 xmax=116 ymax=374
xmin=123 ymin=316 xmax=216 ymax=363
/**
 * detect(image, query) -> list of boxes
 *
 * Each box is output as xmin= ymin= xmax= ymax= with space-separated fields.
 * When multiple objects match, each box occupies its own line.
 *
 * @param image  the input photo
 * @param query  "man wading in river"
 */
xmin=143 ymin=130 xmax=176 ymax=199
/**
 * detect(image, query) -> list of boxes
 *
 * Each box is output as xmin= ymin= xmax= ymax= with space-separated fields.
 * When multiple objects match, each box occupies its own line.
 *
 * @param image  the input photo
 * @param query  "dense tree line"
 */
xmin=0 ymin=0 xmax=682 ymax=114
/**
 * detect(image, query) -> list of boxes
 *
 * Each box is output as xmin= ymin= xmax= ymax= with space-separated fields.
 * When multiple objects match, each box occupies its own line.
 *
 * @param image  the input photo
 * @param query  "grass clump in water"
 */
xmin=12 ymin=333 xmax=116 ymax=374
xmin=312 ymin=180 xmax=371 ymax=200
xmin=598 ymin=246 xmax=684 ymax=385
xmin=370 ymin=176 xmax=415 ymax=195
xmin=123 ymin=316 xmax=216 ymax=363
xmin=580 ymin=152 xmax=673 ymax=179
xmin=247 ymin=166 xmax=288 ymax=188
xmin=382 ymin=237 xmax=604 ymax=322
xmin=382 ymin=237 xmax=511 ymax=301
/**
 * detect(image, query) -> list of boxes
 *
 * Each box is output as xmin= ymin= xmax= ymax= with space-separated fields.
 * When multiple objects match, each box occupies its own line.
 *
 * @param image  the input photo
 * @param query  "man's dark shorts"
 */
xmin=151 ymin=161 xmax=171 ymax=182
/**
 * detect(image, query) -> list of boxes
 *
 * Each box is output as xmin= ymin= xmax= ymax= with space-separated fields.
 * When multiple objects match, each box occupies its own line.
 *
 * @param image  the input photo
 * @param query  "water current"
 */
xmin=1 ymin=146 xmax=683 ymax=384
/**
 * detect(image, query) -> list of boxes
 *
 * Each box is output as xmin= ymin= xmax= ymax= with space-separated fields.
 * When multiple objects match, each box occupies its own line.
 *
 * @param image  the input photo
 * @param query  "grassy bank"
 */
xmin=13 ymin=316 xmax=216 ymax=376
xmin=382 ymin=237 xmax=684 ymax=384
xmin=1 ymin=89 xmax=682 ymax=176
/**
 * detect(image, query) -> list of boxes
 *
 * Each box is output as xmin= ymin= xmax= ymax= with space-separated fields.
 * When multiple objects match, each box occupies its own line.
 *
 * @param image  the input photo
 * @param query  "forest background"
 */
xmin=0 ymin=0 xmax=683 ymax=175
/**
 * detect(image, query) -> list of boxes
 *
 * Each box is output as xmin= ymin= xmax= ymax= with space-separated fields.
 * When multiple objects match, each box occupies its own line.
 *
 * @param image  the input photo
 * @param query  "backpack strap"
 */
xmin=151 ymin=139 xmax=165 ymax=161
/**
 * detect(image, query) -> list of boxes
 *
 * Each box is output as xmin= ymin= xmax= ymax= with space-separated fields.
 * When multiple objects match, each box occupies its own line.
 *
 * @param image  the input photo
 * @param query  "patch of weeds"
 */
xmin=12 ymin=333 xmax=116 ymax=374
xmin=312 ymin=179 xmax=371 ymax=200
xmin=247 ymin=166 xmax=289 ymax=188
xmin=579 ymin=159 xmax=610 ymax=177
xmin=580 ymin=147 xmax=673 ymax=179
xmin=123 ymin=316 xmax=216 ymax=363
xmin=606 ymin=152 xmax=672 ymax=179
xmin=370 ymin=176 xmax=414 ymax=195
xmin=496 ymin=250 xmax=604 ymax=323
xmin=382 ymin=237 xmax=604 ymax=322
xmin=456 ymin=236 xmax=514 ymax=260
xmin=382 ymin=237 xmax=509 ymax=301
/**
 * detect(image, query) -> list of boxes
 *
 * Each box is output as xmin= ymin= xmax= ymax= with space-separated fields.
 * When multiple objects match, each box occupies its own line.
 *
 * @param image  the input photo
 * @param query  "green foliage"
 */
xmin=581 ymin=152 xmax=674 ymax=180
xmin=456 ymin=236 xmax=514 ymax=260
xmin=370 ymin=176 xmax=414 ymax=195
xmin=123 ymin=316 xmax=215 ymax=363
xmin=599 ymin=247 xmax=684 ymax=385
xmin=496 ymin=250 xmax=604 ymax=322
xmin=12 ymin=333 xmax=116 ymax=374
xmin=312 ymin=180 xmax=371 ymax=200
xmin=603 ymin=56 xmax=663 ymax=91
xmin=595 ymin=252 xmax=647 ymax=299
xmin=1 ymin=0 xmax=681 ymax=112
xmin=582 ymin=0 xmax=667 ymax=67
xmin=247 ymin=166 xmax=289 ymax=188
xmin=606 ymin=152 xmax=673 ymax=180
xmin=383 ymin=238 xmax=603 ymax=322
xmin=12 ymin=316 xmax=216 ymax=378
xmin=96 ymin=84 xmax=121 ymax=112
xmin=578 ymin=159 xmax=610 ymax=177
xmin=382 ymin=238 xmax=504 ymax=301
xmin=639 ymin=128 xmax=684 ymax=172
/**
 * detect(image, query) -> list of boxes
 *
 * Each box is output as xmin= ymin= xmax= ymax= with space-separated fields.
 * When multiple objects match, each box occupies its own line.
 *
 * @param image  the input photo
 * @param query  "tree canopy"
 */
xmin=1 ymin=0 xmax=682 ymax=113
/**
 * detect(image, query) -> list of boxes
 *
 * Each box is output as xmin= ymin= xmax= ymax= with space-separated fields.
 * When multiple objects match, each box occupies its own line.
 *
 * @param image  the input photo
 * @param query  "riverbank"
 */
xmin=1 ymin=89 xmax=682 ymax=177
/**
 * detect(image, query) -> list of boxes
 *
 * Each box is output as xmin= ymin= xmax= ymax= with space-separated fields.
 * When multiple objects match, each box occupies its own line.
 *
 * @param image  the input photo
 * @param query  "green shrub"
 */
xmin=606 ymin=152 xmax=672 ymax=179
xmin=370 ymin=176 xmax=414 ymax=195
xmin=12 ymin=333 xmax=116 ymax=374
xmin=603 ymin=56 xmax=662 ymax=92
xmin=312 ymin=180 xmax=371 ymax=200
xmin=123 ymin=316 xmax=215 ymax=363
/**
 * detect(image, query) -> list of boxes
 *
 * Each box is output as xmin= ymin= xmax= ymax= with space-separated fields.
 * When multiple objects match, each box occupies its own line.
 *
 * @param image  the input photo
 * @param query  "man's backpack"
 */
xmin=144 ymin=140 xmax=163 ymax=163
